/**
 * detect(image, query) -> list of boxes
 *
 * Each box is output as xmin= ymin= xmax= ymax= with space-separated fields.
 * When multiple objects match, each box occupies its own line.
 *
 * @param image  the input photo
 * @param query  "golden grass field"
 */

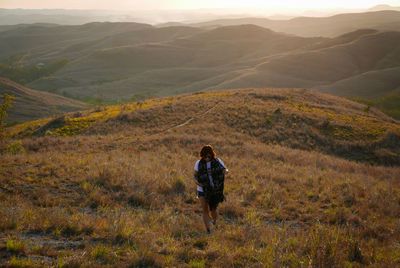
xmin=1 ymin=88 xmax=400 ymax=267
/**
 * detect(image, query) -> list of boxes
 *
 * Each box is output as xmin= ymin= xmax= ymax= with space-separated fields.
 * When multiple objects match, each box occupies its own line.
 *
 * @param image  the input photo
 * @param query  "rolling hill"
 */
xmin=0 ymin=19 xmax=399 ymax=120
xmin=0 ymin=77 xmax=87 ymax=123
xmin=23 ymin=24 xmax=322 ymax=100
xmin=1 ymin=7 xmax=400 ymax=267
xmin=190 ymin=10 xmax=400 ymax=37
xmin=319 ymin=67 xmax=400 ymax=98
xmin=220 ymin=31 xmax=400 ymax=88
xmin=7 ymin=88 xmax=400 ymax=164
xmin=1 ymin=88 xmax=400 ymax=266
xmin=0 ymin=22 xmax=152 ymax=61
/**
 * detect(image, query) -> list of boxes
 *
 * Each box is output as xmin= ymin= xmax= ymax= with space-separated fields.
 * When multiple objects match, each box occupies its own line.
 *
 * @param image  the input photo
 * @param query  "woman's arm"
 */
xmin=193 ymin=171 xmax=203 ymax=186
xmin=217 ymin=158 xmax=228 ymax=174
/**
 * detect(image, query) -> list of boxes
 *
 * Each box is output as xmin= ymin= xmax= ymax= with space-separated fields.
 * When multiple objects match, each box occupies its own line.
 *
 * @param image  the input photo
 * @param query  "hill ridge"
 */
xmin=0 ymin=77 xmax=87 ymax=123
xmin=7 ymin=88 xmax=400 ymax=165
xmin=0 ymin=19 xmax=398 ymax=120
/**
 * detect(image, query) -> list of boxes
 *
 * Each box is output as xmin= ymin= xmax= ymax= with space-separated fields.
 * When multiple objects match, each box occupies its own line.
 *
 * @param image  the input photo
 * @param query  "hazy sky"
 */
xmin=1 ymin=0 xmax=400 ymax=10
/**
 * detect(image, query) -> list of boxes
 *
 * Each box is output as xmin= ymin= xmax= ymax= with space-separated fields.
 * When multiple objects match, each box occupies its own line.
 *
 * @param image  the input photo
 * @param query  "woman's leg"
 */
xmin=199 ymin=196 xmax=211 ymax=232
xmin=210 ymin=208 xmax=218 ymax=224
xmin=209 ymin=197 xmax=219 ymax=225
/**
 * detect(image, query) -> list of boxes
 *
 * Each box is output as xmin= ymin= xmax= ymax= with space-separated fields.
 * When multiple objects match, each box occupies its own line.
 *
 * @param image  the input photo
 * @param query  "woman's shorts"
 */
xmin=197 ymin=191 xmax=221 ymax=210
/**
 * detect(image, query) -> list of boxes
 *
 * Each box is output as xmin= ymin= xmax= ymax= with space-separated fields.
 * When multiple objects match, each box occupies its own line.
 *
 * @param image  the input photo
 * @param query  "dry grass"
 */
xmin=1 ymin=88 xmax=400 ymax=267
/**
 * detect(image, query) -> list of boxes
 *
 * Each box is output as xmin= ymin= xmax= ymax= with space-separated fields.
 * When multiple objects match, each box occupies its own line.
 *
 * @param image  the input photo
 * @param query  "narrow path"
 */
xmin=161 ymin=102 xmax=220 ymax=133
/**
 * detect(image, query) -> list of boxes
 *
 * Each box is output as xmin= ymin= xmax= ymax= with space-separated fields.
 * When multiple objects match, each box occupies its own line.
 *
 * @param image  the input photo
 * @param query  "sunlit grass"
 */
xmin=1 ymin=88 xmax=399 ymax=266
xmin=5 ymin=91 xmax=230 ymax=137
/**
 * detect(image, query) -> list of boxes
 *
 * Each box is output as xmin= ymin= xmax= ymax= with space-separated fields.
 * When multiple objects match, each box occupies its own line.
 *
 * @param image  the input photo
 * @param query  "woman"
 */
xmin=194 ymin=145 xmax=228 ymax=233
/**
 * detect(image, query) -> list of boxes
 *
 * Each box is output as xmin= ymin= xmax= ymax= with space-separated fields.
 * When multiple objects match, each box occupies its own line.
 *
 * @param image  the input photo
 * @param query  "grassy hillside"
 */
xmin=0 ymin=22 xmax=152 ymax=61
xmin=211 ymin=31 xmax=400 ymax=102
xmin=1 ymin=88 xmax=400 ymax=267
xmin=319 ymin=67 xmax=400 ymax=99
xmin=0 ymin=77 xmax=87 ymax=123
xmin=27 ymin=26 xmax=400 ymax=105
xmin=305 ymin=29 xmax=379 ymax=50
xmin=369 ymin=93 xmax=400 ymax=119
xmin=350 ymin=92 xmax=400 ymax=120
xmin=255 ymin=31 xmax=400 ymax=82
xmin=317 ymin=66 xmax=400 ymax=120
xmin=26 ymin=24 xmax=320 ymax=100
xmin=0 ymin=21 xmax=398 ymax=120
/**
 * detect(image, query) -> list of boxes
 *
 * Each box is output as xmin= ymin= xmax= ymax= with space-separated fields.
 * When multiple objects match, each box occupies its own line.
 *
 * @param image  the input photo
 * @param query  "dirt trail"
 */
xmin=162 ymin=102 xmax=220 ymax=133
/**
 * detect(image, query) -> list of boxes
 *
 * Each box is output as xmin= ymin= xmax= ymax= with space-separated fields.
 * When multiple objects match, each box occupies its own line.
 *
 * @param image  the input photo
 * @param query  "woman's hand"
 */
xmin=196 ymin=182 xmax=204 ymax=187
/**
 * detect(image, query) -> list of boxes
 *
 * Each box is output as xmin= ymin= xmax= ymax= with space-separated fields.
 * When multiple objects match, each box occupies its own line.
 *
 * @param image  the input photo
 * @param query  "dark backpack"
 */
xmin=197 ymin=158 xmax=225 ymax=203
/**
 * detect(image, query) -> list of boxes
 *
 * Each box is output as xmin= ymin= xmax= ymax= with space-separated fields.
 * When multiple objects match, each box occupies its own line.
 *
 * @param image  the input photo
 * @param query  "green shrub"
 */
xmin=6 ymin=140 xmax=25 ymax=155
xmin=8 ymin=256 xmax=34 ymax=268
xmin=189 ymin=259 xmax=206 ymax=268
xmin=6 ymin=239 xmax=25 ymax=253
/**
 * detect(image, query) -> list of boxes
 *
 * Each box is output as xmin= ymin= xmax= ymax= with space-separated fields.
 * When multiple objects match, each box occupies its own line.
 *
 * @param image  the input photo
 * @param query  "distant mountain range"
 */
xmin=1 ymin=5 xmax=400 ymax=25
xmin=188 ymin=10 xmax=400 ymax=37
xmin=369 ymin=4 xmax=400 ymax=12
xmin=0 ymin=10 xmax=399 ymax=121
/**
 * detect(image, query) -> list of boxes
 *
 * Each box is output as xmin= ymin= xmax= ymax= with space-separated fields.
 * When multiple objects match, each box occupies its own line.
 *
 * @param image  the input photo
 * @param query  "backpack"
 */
xmin=197 ymin=158 xmax=225 ymax=203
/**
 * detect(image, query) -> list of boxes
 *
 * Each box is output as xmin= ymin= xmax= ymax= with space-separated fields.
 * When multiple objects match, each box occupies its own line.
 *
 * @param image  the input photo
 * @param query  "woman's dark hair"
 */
xmin=200 ymin=145 xmax=216 ymax=159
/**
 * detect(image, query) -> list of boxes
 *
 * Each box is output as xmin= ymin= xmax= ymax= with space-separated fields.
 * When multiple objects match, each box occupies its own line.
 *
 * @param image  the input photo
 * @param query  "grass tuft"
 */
xmin=91 ymin=245 xmax=115 ymax=264
xmin=6 ymin=239 xmax=25 ymax=254
xmin=8 ymin=257 xmax=34 ymax=268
